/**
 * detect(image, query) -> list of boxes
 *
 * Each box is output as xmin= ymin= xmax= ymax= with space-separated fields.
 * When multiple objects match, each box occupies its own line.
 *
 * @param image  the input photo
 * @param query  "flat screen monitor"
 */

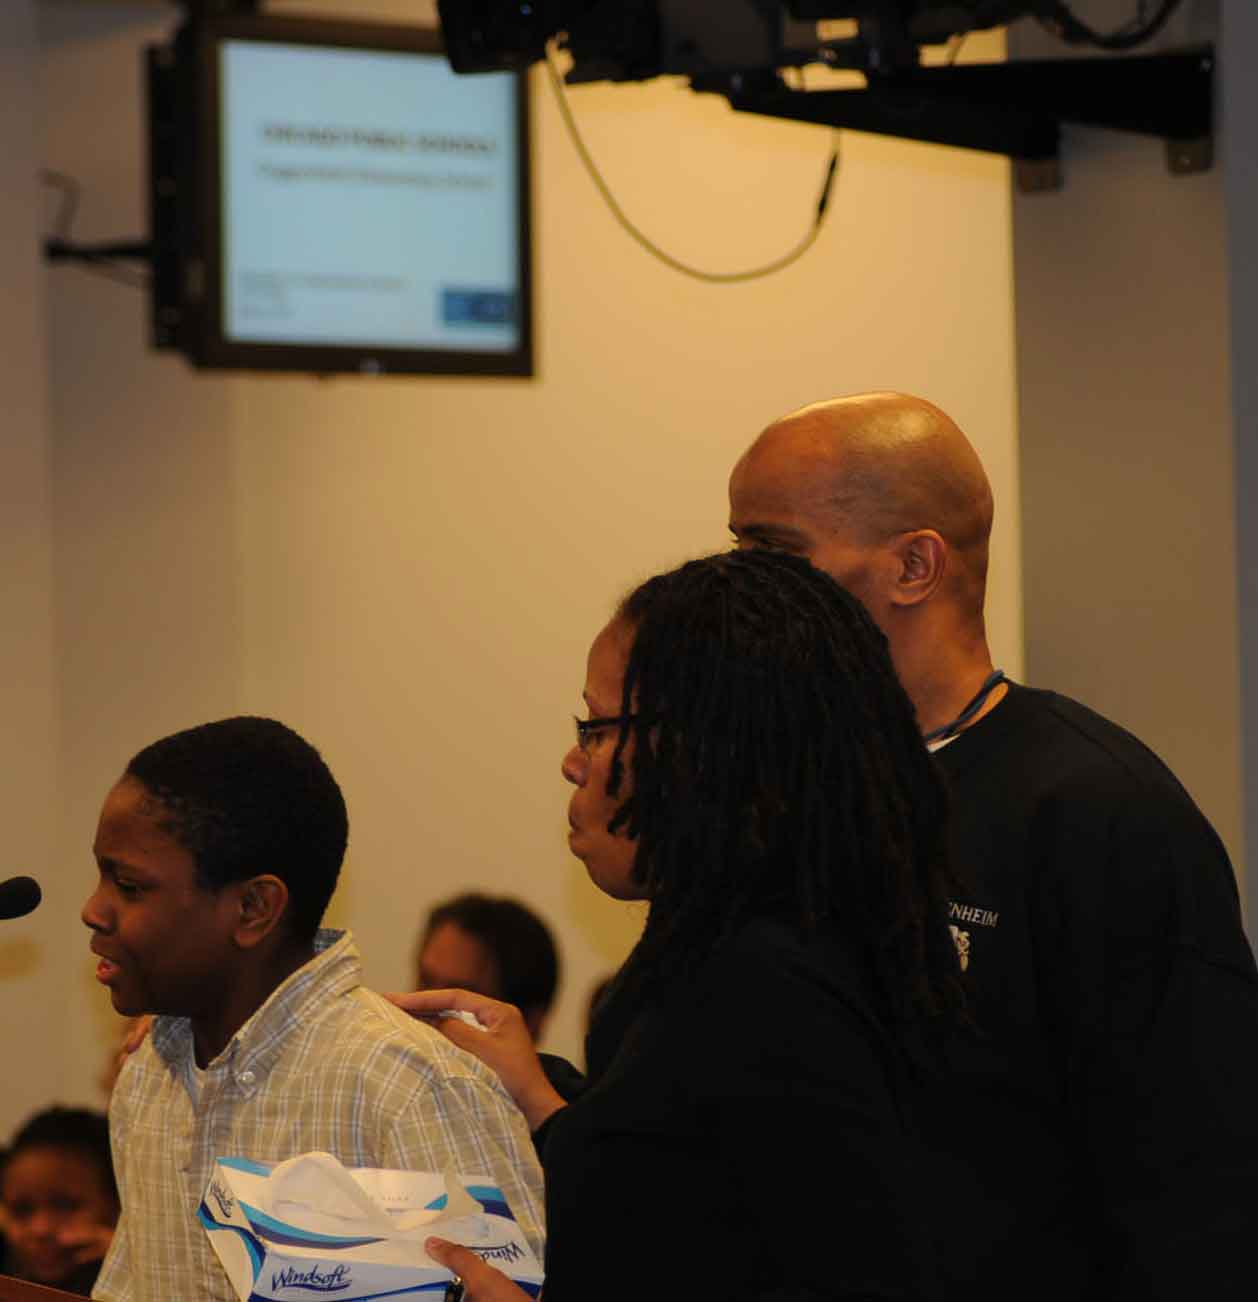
xmin=148 ymin=15 xmax=532 ymax=376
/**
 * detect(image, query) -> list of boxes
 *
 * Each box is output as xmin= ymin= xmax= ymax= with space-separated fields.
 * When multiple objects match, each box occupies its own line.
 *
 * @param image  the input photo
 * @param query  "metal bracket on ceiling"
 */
xmin=179 ymin=0 xmax=261 ymax=15
xmin=720 ymin=44 xmax=1214 ymax=191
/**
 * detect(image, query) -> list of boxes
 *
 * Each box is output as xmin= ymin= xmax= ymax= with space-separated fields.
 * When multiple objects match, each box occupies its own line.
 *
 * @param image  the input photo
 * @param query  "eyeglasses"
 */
xmin=573 ymin=714 xmax=639 ymax=754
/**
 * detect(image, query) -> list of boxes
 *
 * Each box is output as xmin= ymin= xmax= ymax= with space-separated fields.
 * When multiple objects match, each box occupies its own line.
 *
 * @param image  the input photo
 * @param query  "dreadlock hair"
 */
xmin=605 ymin=549 xmax=964 ymax=1021
xmin=124 ymin=717 xmax=348 ymax=944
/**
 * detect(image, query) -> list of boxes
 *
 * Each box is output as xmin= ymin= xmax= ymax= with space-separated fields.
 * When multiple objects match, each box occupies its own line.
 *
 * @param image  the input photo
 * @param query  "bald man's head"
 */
xmin=728 ymin=392 xmax=993 ymax=625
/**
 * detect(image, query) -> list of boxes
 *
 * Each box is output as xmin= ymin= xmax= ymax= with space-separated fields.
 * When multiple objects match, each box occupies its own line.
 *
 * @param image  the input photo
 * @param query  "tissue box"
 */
xmin=199 ymin=1152 xmax=544 ymax=1300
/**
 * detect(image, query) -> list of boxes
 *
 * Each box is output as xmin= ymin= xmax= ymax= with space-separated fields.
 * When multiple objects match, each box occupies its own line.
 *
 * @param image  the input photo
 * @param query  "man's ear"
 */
xmin=233 ymin=875 xmax=290 ymax=950
xmin=888 ymin=529 xmax=947 ymax=607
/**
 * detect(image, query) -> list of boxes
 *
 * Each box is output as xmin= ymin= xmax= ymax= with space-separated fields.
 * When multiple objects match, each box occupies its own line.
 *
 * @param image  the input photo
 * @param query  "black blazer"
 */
xmin=535 ymin=918 xmax=940 ymax=1302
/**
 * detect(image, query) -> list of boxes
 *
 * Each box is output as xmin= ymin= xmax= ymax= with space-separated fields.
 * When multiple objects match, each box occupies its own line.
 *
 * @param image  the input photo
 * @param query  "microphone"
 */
xmin=0 ymin=876 xmax=41 ymax=921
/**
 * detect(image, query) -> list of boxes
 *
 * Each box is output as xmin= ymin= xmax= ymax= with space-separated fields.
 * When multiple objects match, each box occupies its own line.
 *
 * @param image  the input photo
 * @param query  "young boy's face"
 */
xmin=1 ymin=1146 xmax=117 ymax=1285
xmin=82 ymin=777 xmax=242 ymax=1019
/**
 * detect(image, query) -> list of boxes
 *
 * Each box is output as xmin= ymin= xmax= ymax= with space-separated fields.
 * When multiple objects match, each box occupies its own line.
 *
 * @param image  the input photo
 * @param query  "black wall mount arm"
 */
xmin=720 ymin=44 xmax=1214 ymax=189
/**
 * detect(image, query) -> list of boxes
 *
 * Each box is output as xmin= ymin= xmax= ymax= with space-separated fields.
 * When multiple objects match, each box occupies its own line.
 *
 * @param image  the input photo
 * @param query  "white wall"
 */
xmin=1010 ymin=1 xmax=1245 ymax=877
xmin=0 ymin=0 xmax=67 ymax=1123
xmin=16 ymin=0 xmax=1021 ymax=1112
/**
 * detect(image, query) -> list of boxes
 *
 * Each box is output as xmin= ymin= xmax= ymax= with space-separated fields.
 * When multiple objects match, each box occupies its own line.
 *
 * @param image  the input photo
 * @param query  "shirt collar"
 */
xmin=151 ymin=929 xmax=359 ymax=1096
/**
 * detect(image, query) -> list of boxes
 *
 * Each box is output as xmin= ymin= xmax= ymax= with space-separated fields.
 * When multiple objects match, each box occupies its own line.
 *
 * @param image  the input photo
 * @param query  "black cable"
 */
xmin=44 ymin=240 xmax=152 ymax=288
xmin=1038 ymin=0 xmax=1184 ymax=50
xmin=544 ymin=43 xmax=840 ymax=284
xmin=40 ymin=170 xmax=80 ymax=240
xmin=65 ymin=257 xmax=152 ymax=289
xmin=39 ymin=171 xmax=151 ymax=289
xmin=45 ymin=238 xmax=152 ymax=261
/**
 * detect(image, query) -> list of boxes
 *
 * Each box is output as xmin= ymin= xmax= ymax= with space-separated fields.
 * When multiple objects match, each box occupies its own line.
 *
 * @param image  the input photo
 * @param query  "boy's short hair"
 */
xmin=125 ymin=716 xmax=348 ymax=942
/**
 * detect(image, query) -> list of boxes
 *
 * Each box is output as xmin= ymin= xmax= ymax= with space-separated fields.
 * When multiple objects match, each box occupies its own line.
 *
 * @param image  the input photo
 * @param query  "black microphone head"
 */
xmin=0 ymin=876 xmax=42 ymax=921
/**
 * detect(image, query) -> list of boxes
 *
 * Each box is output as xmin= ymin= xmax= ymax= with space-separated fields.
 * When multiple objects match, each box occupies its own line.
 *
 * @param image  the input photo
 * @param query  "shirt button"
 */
xmin=238 ymin=1070 xmax=256 ymax=1087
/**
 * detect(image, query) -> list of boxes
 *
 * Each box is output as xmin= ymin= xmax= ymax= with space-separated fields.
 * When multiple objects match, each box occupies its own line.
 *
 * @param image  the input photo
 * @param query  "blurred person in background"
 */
xmin=0 ymin=1106 xmax=118 ymax=1295
xmin=415 ymin=894 xmax=559 ymax=1042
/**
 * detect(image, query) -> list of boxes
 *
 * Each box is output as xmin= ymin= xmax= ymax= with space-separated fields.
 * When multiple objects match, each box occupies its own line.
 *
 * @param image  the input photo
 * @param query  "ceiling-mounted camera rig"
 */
xmin=721 ymin=41 xmax=1212 ymax=192
xmin=180 ymin=0 xmax=263 ymax=14
xmin=437 ymin=0 xmax=1212 ymax=190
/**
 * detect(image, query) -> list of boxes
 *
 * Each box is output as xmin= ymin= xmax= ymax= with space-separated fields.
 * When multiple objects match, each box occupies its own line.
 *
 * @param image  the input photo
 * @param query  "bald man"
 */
xmin=730 ymin=393 xmax=1258 ymax=1302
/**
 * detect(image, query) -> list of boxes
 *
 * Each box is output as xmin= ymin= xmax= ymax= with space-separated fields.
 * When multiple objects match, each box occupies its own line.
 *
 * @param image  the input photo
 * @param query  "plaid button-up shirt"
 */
xmin=94 ymin=929 xmax=545 ymax=1301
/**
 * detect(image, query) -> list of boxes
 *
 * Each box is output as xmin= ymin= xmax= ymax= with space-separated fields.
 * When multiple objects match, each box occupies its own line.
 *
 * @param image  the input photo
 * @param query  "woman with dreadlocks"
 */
xmin=395 ymin=549 xmax=963 ymax=1301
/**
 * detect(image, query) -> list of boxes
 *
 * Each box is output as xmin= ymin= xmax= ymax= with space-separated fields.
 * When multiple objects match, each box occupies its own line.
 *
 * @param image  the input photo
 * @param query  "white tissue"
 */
xmin=266 ymin=1152 xmax=486 ymax=1241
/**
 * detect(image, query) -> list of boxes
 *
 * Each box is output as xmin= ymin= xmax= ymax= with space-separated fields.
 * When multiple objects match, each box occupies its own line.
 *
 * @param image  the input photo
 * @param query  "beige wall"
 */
xmin=13 ymin=1 xmax=1020 ymax=1112
xmin=1010 ymin=2 xmax=1245 ymax=879
xmin=0 ymin=0 xmax=67 ymax=1123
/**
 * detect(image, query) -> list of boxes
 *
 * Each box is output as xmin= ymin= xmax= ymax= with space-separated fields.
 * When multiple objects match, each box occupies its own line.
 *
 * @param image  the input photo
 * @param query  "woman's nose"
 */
xmin=561 ymin=744 xmax=588 ymax=786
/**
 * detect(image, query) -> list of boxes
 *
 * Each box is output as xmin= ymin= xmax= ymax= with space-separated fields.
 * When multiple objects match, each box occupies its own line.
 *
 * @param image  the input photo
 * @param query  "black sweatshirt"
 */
xmin=928 ymin=682 xmax=1258 ymax=1301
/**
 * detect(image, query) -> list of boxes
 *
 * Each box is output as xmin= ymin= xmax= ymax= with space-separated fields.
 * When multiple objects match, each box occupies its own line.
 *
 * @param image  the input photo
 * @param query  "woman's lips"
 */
xmin=95 ymin=957 xmax=121 ymax=983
